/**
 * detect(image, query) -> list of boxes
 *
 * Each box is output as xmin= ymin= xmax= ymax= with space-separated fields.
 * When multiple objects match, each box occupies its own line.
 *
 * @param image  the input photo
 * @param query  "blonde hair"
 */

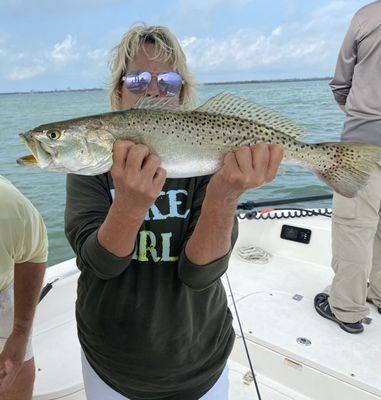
xmin=108 ymin=24 xmax=197 ymax=110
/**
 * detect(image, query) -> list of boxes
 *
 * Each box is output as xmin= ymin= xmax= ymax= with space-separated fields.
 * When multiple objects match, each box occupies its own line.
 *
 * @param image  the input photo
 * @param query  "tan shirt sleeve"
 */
xmin=329 ymin=14 xmax=361 ymax=105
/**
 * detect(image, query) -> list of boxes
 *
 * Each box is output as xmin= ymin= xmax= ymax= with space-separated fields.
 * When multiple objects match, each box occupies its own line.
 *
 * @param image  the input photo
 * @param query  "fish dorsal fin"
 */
xmin=133 ymin=96 xmax=185 ymax=111
xmin=196 ymin=92 xmax=307 ymax=138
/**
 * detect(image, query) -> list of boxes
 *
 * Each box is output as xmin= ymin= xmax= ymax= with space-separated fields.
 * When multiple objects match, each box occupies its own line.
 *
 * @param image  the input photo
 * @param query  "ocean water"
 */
xmin=0 ymin=80 xmax=344 ymax=266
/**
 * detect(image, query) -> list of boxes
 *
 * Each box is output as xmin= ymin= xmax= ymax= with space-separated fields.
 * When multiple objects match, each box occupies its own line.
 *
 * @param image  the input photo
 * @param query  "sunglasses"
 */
xmin=122 ymin=71 xmax=183 ymax=97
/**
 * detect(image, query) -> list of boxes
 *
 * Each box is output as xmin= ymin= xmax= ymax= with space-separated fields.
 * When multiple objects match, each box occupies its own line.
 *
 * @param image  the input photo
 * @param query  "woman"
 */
xmin=65 ymin=24 xmax=283 ymax=400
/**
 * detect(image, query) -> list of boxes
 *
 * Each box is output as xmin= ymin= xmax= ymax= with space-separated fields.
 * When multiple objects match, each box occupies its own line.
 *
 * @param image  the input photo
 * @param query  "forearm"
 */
xmin=66 ymin=174 xmax=142 ymax=278
xmin=185 ymin=196 xmax=237 ymax=265
xmin=338 ymin=103 xmax=346 ymax=112
xmin=66 ymin=201 xmax=145 ymax=279
xmin=179 ymin=195 xmax=238 ymax=290
xmin=97 ymin=200 xmax=147 ymax=257
xmin=13 ymin=261 xmax=46 ymax=335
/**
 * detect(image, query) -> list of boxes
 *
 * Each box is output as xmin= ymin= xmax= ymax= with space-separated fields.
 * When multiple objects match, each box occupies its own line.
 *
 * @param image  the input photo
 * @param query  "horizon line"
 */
xmin=0 ymin=76 xmax=332 ymax=95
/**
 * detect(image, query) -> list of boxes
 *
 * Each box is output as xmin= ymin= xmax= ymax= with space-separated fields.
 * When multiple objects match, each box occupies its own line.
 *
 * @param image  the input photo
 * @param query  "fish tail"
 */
xmin=302 ymin=142 xmax=381 ymax=198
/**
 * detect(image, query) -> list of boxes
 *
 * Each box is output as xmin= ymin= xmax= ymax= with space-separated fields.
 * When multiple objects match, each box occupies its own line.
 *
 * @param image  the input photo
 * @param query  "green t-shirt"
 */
xmin=0 ymin=175 xmax=48 ymax=292
xmin=65 ymin=173 xmax=237 ymax=400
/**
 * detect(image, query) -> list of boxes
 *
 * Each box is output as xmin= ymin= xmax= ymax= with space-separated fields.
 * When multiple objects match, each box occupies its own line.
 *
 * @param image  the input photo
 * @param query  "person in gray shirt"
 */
xmin=315 ymin=0 xmax=381 ymax=334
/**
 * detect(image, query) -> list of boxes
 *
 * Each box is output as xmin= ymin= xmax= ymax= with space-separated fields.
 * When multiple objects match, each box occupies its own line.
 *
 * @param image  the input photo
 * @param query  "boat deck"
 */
xmin=32 ymin=211 xmax=381 ymax=399
xmin=224 ymin=213 xmax=381 ymax=399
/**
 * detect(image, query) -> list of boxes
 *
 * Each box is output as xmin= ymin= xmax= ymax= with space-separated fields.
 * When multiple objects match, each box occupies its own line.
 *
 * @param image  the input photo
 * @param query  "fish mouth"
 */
xmin=18 ymin=131 xmax=53 ymax=168
xmin=16 ymin=154 xmax=38 ymax=167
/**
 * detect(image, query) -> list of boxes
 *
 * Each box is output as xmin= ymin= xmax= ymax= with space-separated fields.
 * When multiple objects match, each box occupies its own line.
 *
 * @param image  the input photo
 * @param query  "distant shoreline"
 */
xmin=203 ymin=77 xmax=332 ymax=86
xmin=0 ymin=87 xmax=105 ymax=95
xmin=0 ymin=77 xmax=332 ymax=95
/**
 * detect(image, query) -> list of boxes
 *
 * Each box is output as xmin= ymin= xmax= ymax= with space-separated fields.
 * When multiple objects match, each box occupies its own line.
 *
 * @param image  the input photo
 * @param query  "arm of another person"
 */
xmin=0 ymin=261 xmax=46 ymax=392
xmin=178 ymin=144 xmax=283 ymax=290
xmin=329 ymin=13 xmax=361 ymax=110
xmin=0 ymin=204 xmax=47 ymax=393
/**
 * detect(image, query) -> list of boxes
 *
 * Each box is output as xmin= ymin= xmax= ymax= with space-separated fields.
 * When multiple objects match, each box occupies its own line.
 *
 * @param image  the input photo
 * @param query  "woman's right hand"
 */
xmin=110 ymin=140 xmax=167 ymax=216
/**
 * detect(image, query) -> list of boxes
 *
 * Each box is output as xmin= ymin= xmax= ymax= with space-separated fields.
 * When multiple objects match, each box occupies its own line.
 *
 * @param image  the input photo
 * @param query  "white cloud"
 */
xmin=271 ymin=26 xmax=282 ymax=37
xmin=8 ymin=65 xmax=46 ymax=80
xmin=182 ymin=27 xmax=327 ymax=74
xmin=307 ymin=0 xmax=365 ymax=31
xmin=0 ymin=31 xmax=111 ymax=87
xmin=312 ymin=0 xmax=359 ymax=18
xmin=87 ymin=48 xmax=108 ymax=60
xmin=0 ymin=36 xmax=46 ymax=82
xmin=0 ymin=0 xmax=371 ymax=90
xmin=51 ymin=35 xmax=80 ymax=64
xmin=179 ymin=1 xmax=370 ymax=79
xmin=181 ymin=37 xmax=198 ymax=48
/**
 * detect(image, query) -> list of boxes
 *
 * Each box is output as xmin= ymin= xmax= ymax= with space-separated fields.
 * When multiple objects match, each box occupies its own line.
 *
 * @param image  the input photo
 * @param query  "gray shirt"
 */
xmin=329 ymin=0 xmax=381 ymax=146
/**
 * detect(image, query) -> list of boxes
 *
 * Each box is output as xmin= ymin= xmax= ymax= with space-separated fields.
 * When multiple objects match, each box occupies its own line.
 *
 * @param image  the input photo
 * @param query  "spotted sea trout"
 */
xmin=17 ymin=93 xmax=381 ymax=197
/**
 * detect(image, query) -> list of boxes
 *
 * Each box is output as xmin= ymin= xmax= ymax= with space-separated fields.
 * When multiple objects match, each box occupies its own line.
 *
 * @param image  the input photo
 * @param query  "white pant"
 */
xmin=81 ymin=350 xmax=229 ymax=400
xmin=0 ymin=284 xmax=33 ymax=361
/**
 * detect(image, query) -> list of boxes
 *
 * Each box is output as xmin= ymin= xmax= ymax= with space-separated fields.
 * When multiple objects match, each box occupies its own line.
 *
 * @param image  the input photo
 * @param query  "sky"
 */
xmin=0 ymin=0 xmax=373 ymax=93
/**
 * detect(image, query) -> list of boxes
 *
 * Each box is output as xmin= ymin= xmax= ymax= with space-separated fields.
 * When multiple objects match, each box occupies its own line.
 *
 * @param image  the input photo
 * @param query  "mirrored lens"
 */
xmin=157 ymin=72 xmax=183 ymax=97
xmin=125 ymin=71 xmax=151 ymax=94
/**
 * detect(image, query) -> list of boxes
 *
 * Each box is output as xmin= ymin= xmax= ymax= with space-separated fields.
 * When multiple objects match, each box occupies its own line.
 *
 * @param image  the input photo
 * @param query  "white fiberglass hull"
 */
xmin=32 ymin=209 xmax=381 ymax=400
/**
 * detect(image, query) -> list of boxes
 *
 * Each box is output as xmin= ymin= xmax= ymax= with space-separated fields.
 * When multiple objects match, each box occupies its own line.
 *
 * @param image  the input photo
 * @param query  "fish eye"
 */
xmin=47 ymin=130 xmax=61 ymax=140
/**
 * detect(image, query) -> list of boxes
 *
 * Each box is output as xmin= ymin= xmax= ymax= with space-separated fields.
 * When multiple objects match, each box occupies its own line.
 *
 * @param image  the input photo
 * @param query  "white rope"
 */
xmin=237 ymin=245 xmax=271 ymax=264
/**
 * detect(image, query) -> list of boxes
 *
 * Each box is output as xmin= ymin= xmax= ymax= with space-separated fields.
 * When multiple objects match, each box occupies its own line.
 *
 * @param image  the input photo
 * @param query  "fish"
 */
xmin=17 ymin=93 xmax=381 ymax=198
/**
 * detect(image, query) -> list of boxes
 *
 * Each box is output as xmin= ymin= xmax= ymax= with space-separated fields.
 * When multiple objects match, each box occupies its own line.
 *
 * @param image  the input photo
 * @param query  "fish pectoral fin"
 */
xmin=133 ymin=96 xmax=186 ymax=112
xmin=16 ymin=154 xmax=38 ymax=167
xmin=196 ymin=92 xmax=307 ymax=139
